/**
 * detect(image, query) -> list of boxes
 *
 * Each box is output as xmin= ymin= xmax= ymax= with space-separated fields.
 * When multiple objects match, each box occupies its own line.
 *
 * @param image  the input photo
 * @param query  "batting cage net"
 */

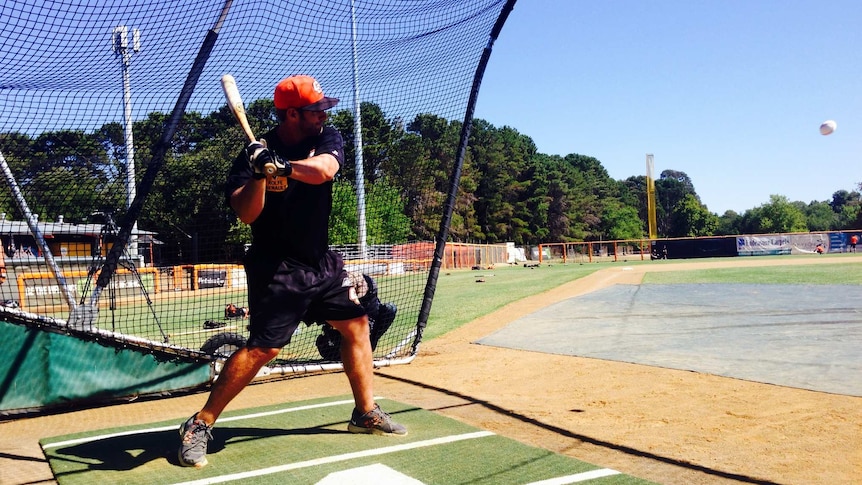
xmin=0 ymin=0 xmax=516 ymax=385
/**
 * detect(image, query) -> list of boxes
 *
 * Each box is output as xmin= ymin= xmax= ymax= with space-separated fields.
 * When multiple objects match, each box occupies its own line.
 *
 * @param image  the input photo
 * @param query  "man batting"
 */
xmin=178 ymin=75 xmax=406 ymax=469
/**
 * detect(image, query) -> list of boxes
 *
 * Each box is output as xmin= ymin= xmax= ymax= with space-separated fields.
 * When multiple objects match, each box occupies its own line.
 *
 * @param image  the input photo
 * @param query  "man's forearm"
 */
xmin=230 ymin=178 xmax=266 ymax=224
xmin=288 ymin=153 xmax=339 ymax=185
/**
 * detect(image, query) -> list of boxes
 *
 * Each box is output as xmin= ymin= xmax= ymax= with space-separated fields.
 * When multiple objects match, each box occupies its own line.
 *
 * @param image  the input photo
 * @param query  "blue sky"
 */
xmin=474 ymin=0 xmax=860 ymax=215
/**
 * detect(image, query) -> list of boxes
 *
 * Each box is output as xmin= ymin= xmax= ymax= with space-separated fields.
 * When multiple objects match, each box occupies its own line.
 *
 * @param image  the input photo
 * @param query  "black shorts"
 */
xmin=243 ymin=250 xmax=365 ymax=348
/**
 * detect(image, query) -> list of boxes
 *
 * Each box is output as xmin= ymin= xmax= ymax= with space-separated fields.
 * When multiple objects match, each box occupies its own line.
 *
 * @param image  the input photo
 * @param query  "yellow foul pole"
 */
xmin=646 ymin=154 xmax=658 ymax=240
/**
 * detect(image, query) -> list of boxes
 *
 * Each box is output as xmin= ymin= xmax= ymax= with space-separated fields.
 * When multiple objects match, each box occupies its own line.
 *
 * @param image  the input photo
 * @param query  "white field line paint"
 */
xmin=315 ymin=463 xmax=425 ymax=485
xmin=524 ymin=468 xmax=621 ymax=485
xmin=170 ymin=431 xmax=496 ymax=485
xmin=42 ymin=398 xmax=364 ymax=449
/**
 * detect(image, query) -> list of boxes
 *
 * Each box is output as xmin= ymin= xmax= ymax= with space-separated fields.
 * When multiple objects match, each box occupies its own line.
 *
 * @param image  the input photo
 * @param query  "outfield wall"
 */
xmin=538 ymin=231 xmax=862 ymax=263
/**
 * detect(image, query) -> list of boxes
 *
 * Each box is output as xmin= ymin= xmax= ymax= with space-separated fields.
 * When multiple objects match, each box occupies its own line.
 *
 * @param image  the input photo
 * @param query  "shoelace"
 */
xmin=183 ymin=421 xmax=213 ymax=444
xmin=363 ymin=408 xmax=392 ymax=426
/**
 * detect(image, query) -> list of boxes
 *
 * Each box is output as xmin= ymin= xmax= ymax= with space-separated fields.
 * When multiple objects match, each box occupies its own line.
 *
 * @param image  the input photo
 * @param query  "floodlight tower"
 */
xmin=112 ymin=25 xmax=141 ymax=263
xmin=350 ymin=0 xmax=368 ymax=259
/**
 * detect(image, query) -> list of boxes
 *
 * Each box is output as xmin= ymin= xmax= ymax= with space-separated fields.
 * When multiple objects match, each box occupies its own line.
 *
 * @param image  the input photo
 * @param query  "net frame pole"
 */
xmin=350 ymin=0 xmax=368 ymax=259
xmin=0 ymin=151 xmax=77 ymax=312
xmin=414 ymin=0 xmax=518 ymax=351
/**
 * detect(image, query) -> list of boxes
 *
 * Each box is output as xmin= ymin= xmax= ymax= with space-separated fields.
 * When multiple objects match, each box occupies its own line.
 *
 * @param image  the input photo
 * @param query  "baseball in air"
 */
xmin=819 ymin=120 xmax=837 ymax=136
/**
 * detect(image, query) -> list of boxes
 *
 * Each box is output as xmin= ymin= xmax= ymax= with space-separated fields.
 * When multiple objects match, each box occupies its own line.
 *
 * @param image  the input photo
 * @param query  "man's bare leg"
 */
xmin=196 ymin=346 xmax=280 ymax=424
xmin=329 ymin=316 xmax=375 ymax=413
xmin=330 ymin=316 xmax=406 ymax=435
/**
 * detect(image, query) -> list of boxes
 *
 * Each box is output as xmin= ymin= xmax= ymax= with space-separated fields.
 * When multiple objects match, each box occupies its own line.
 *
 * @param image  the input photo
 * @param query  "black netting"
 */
xmin=0 ymin=0 xmax=515 ymax=368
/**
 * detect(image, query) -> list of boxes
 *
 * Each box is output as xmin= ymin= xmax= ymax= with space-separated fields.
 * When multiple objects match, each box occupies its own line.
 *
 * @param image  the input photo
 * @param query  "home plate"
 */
xmin=316 ymin=463 xmax=424 ymax=485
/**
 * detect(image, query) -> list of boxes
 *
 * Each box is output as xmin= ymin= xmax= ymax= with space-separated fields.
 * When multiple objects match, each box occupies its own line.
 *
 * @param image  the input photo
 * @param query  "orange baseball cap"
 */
xmin=273 ymin=75 xmax=339 ymax=111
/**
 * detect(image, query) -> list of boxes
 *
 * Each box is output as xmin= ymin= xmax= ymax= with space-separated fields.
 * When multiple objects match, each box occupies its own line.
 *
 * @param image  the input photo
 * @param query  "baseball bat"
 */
xmin=220 ymin=74 xmax=277 ymax=175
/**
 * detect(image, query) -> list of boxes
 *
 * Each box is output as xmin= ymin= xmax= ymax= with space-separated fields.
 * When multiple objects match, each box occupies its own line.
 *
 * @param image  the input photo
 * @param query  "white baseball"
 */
xmin=819 ymin=120 xmax=837 ymax=135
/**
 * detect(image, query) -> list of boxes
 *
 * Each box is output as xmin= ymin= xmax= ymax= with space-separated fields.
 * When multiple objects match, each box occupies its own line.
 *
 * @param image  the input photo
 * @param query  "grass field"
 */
xmin=642 ymin=258 xmax=862 ymax=285
xmin=422 ymin=264 xmax=598 ymax=340
xmin=33 ymin=255 xmax=862 ymax=357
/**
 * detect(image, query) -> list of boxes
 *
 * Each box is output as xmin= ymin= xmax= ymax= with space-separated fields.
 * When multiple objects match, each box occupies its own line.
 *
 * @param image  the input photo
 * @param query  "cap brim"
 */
xmin=303 ymin=97 xmax=339 ymax=111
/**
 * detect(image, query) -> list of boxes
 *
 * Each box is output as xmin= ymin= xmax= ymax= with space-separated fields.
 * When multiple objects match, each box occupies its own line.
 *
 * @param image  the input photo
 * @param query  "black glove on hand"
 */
xmin=245 ymin=141 xmax=268 ymax=178
xmin=245 ymin=140 xmax=292 ymax=178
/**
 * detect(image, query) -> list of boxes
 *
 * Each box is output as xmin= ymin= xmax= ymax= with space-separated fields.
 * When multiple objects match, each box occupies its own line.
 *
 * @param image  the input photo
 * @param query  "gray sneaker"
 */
xmin=347 ymin=404 xmax=407 ymax=436
xmin=178 ymin=414 xmax=213 ymax=468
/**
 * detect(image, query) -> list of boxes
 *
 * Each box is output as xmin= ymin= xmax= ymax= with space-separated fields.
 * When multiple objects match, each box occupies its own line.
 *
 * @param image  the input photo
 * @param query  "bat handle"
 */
xmin=264 ymin=163 xmax=277 ymax=176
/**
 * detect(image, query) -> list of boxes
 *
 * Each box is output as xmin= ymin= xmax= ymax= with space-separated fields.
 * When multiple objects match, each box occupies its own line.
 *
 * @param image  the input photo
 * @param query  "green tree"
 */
xmin=13 ymin=129 xmax=123 ymax=224
xmin=329 ymin=102 xmax=396 ymax=184
xmin=831 ymin=186 xmax=862 ymax=229
xmin=380 ymin=130 xmax=435 ymax=240
xmin=365 ymin=178 xmax=411 ymax=244
xmin=244 ymin=98 xmax=279 ymax=136
xmin=392 ymin=113 xmax=463 ymax=240
xmin=649 ymin=169 xmax=721 ymax=238
xmin=29 ymin=129 xmax=107 ymax=174
xmin=655 ymin=171 xmax=696 ymax=236
xmin=671 ymin=194 xmax=718 ymax=237
xmin=140 ymin=129 xmax=236 ymax=263
xmin=619 ymin=176 xmax=649 ymax=236
xmin=470 ymin=121 xmax=534 ymax=244
xmin=716 ymin=210 xmax=742 ymax=235
xmin=563 ymin=154 xmax=616 ymax=241
xmin=524 ymin=154 xmax=586 ymax=243
xmin=0 ymin=132 xmax=35 ymax=217
xmin=601 ymin=200 xmax=644 ymax=240
xmin=546 ymin=160 xmax=581 ymax=241
xmin=838 ymin=203 xmax=862 ymax=230
xmin=748 ymin=195 xmax=808 ymax=233
xmin=830 ymin=189 xmax=859 ymax=213
xmin=329 ymin=180 xmax=359 ymax=245
xmin=521 ymin=158 xmax=552 ymax=242
xmin=329 ymin=178 xmax=412 ymax=245
xmin=804 ymin=201 xmax=837 ymax=231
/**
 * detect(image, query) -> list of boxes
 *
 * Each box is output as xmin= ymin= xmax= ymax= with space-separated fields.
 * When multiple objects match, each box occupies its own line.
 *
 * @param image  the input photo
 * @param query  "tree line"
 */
xmin=1 ymin=100 xmax=859 ymax=264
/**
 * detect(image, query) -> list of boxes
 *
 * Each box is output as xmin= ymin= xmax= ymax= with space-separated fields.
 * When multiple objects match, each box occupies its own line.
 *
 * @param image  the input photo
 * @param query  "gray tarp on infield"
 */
xmin=476 ymin=283 xmax=862 ymax=396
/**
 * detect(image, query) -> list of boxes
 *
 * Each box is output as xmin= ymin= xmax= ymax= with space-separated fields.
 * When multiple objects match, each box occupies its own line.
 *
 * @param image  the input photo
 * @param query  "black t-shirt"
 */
xmin=225 ymin=126 xmax=344 ymax=267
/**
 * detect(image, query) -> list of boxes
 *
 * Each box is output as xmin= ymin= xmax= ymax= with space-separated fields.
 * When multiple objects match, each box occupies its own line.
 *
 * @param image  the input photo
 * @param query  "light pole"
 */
xmin=112 ymin=25 xmax=141 ymax=264
xmin=350 ymin=0 xmax=368 ymax=260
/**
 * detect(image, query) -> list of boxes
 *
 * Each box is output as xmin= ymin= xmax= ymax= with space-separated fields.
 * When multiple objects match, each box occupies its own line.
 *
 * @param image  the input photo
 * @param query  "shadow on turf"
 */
xmin=47 ymin=425 xmax=344 ymax=479
xmin=378 ymin=373 xmax=782 ymax=485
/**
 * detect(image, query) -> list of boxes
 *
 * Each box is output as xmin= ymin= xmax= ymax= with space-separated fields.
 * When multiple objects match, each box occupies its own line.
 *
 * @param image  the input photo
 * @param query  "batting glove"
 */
xmin=245 ymin=141 xmax=292 ymax=178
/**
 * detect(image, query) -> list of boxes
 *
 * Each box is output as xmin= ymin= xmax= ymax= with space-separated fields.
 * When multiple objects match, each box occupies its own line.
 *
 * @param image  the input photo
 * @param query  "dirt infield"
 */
xmin=2 ymin=257 xmax=861 ymax=485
